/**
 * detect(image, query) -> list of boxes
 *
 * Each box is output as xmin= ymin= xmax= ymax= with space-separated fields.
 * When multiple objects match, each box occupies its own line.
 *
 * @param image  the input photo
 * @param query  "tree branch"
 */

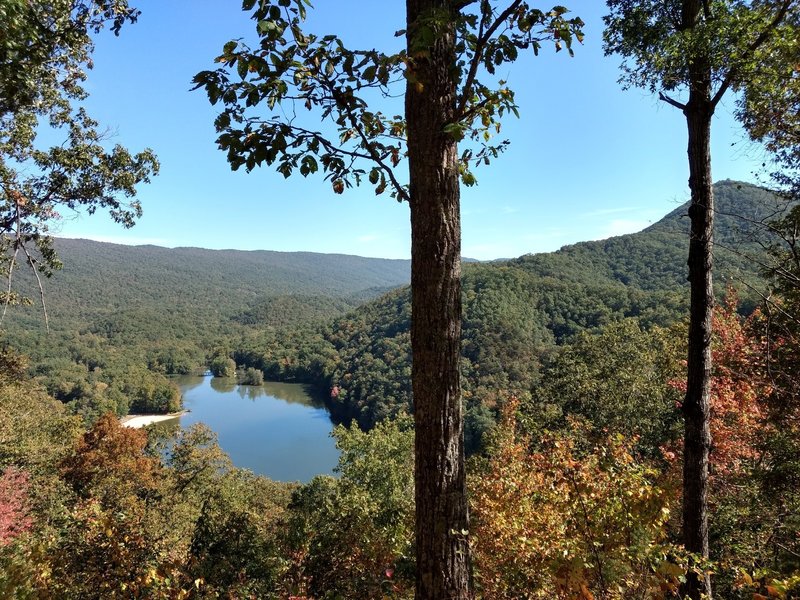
xmin=456 ymin=0 xmax=523 ymax=119
xmin=711 ymin=0 xmax=794 ymax=109
xmin=659 ymin=91 xmax=687 ymax=111
xmin=21 ymin=244 xmax=49 ymax=333
xmin=289 ymin=24 xmax=410 ymax=202
xmin=334 ymin=89 xmax=410 ymax=201
xmin=0 ymin=243 xmax=19 ymax=330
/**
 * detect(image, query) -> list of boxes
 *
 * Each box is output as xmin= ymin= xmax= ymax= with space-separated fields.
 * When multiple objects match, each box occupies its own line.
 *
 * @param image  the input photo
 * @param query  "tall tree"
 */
xmin=604 ymin=2 xmax=797 ymax=597
xmin=0 ymin=1 xmax=158 ymax=326
xmin=193 ymin=1 xmax=582 ymax=596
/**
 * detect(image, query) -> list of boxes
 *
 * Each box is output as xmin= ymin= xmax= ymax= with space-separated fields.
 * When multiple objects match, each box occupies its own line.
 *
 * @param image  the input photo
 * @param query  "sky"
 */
xmin=54 ymin=0 xmax=768 ymax=260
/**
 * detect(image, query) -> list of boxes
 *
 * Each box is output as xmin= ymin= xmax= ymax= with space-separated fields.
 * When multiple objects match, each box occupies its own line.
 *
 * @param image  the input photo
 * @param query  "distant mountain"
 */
xmin=512 ymin=180 xmax=787 ymax=293
xmin=6 ymin=239 xmax=411 ymax=333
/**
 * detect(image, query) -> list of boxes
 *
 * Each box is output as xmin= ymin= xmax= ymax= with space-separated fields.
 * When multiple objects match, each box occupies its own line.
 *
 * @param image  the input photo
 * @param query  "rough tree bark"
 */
xmin=680 ymin=1 xmax=714 ymax=598
xmin=405 ymin=0 xmax=472 ymax=597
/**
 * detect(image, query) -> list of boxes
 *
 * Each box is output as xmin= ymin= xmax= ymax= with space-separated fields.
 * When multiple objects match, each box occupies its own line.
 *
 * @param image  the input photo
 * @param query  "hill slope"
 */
xmin=6 ymin=239 xmax=411 ymax=333
xmin=232 ymin=181 xmax=790 ymax=435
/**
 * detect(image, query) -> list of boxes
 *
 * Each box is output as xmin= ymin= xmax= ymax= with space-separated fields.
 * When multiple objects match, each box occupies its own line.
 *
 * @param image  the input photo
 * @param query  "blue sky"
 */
xmin=55 ymin=0 xmax=767 ymax=260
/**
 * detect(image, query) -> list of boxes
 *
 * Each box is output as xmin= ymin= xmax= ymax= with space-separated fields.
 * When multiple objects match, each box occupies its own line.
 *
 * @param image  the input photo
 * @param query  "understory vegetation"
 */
xmin=0 ymin=180 xmax=799 ymax=597
xmin=1 ymin=282 xmax=798 ymax=598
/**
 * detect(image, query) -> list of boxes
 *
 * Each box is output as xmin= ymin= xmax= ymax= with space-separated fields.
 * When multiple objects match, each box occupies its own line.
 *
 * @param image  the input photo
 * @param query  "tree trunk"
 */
xmin=405 ymin=1 xmax=472 ymax=598
xmin=680 ymin=3 xmax=714 ymax=598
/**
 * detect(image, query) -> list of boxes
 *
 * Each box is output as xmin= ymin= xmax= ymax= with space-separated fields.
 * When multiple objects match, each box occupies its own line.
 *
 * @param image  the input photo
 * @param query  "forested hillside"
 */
xmin=2 ymin=181 xmax=798 ymax=598
xmin=9 ymin=239 xmax=411 ymax=329
xmin=1 ymin=180 xmax=787 ymax=429
xmin=2 ymin=242 xmax=412 ymax=420
xmin=513 ymin=180 xmax=783 ymax=294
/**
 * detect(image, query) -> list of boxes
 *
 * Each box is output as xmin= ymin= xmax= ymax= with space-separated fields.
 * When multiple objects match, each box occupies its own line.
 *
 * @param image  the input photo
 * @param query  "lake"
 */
xmin=172 ymin=375 xmax=339 ymax=483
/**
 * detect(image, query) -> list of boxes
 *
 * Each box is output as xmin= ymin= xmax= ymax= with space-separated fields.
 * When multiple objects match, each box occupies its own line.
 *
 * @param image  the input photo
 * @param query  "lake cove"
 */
xmin=172 ymin=375 xmax=339 ymax=483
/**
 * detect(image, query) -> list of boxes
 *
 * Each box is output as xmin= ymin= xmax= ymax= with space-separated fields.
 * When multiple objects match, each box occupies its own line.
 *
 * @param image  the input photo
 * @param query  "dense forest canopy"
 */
xmin=1 ymin=180 xmax=790 ymax=433
xmin=1 ymin=0 xmax=799 ymax=596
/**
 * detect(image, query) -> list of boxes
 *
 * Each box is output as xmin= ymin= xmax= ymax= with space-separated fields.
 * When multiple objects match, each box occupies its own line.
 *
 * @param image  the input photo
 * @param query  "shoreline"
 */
xmin=120 ymin=411 xmax=188 ymax=428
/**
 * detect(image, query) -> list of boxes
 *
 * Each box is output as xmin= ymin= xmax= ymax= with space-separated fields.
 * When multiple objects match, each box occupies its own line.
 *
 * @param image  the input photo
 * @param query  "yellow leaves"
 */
xmin=9 ymin=189 xmax=26 ymax=206
xmin=470 ymin=403 xmax=675 ymax=599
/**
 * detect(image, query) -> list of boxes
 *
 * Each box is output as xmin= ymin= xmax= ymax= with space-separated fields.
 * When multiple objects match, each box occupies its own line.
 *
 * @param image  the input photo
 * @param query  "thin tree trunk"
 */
xmin=406 ymin=1 xmax=472 ymax=598
xmin=682 ymin=100 xmax=715 ymax=600
xmin=681 ymin=3 xmax=715 ymax=597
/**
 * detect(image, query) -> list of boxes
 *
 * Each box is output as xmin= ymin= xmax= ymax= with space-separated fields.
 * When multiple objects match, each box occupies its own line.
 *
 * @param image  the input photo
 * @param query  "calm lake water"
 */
xmin=172 ymin=375 xmax=339 ymax=483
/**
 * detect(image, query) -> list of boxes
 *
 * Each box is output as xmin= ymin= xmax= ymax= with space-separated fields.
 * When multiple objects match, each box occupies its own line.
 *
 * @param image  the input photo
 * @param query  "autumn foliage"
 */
xmin=470 ymin=399 xmax=680 ymax=600
xmin=0 ymin=467 xmax=32 ymax=546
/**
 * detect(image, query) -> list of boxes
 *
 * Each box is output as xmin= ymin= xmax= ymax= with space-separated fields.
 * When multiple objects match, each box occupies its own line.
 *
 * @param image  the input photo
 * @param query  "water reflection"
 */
xmin=209 ymin=377 xmax=237 ymax=394
xmin=173 ymin=375 xmax=339 ymax=483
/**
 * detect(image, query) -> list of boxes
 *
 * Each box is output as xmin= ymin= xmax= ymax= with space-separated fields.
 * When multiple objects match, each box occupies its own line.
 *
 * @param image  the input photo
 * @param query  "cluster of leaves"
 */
xmin=603 ymin=0 xmax=797 ymax=100
xmin=0 ymin=468 xmax=32 ymax=547
xmin=1 ymin=1 xmax=159 ymax=321
xmin=471 ymin=399 xmax=682 ymax=599
xmin=529 ymin=318 xmax=684 ymax=456
xmin=192 ymin=0 xmax=583 ymax=198
xmin=736 ymin=1 xmax=800 ymax=200
xmin=284 ymin=418 xmax=415 ymax=598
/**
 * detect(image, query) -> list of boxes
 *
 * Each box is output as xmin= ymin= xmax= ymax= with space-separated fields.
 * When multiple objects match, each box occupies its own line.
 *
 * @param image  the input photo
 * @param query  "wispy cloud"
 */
xmin=594 ymin=219 xmax=650 ymax=239
xmin=581 ymin=206 xmax=642 ymax=218
xmin=357 ymin=234 xmax=380 ymax=243
xmin=522 ymin=228 xmax=567 ymax=243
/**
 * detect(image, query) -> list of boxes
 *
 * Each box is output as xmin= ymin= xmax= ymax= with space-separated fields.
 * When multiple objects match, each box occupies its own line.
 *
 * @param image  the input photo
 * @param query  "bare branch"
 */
xmin=20 ymin=244 xmax=49 ymax=334
xmin=659 ymin=91 xmax=687 ymax=111
xmin=0 ymin=243 xmax=20 ymax=329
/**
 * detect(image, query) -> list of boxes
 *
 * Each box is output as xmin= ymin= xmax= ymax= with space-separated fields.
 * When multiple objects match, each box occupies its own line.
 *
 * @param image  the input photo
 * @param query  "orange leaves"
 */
xmin=60 ymin=413 xmax=161 ymax=504
xmin=470 ymin=400 xmax=678 ymax=599
xmin=709 ymin=293 xmax=770 ymax=475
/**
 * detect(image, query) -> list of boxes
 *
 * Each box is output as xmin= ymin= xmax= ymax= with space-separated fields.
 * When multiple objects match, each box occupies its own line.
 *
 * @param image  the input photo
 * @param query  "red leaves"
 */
xmin=667 ymin=291 xmax=770 ymax=476
xmin=0 ymin=467 xmax=32 ymax=546
xmin=709 ymin=293 xmax=769 ymax=475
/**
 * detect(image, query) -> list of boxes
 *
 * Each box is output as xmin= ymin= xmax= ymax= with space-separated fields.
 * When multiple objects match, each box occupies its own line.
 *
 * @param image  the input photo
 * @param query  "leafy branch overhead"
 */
xmin=192 ymin=0 xmax=584 ymax=199
xmin=604 ymin=0 xmax=798 ymax=109
xmin=0 ymin=1 xmax=159 ymax=327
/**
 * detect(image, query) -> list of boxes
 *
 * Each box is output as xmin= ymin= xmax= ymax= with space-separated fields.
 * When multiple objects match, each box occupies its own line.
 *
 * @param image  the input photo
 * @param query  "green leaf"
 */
xmin=443 ymin=122 xmax=465 ymax=141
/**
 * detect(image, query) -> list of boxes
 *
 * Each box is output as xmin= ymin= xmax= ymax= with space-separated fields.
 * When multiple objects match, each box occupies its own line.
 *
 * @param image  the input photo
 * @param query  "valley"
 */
xmin=2 ymin=180 xmax=797 ymax=598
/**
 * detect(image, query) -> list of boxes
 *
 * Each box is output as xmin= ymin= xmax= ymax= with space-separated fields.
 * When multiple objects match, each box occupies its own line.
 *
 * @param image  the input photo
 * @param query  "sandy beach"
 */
xmin=120 ymin=412 xmax=187 ymax=428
